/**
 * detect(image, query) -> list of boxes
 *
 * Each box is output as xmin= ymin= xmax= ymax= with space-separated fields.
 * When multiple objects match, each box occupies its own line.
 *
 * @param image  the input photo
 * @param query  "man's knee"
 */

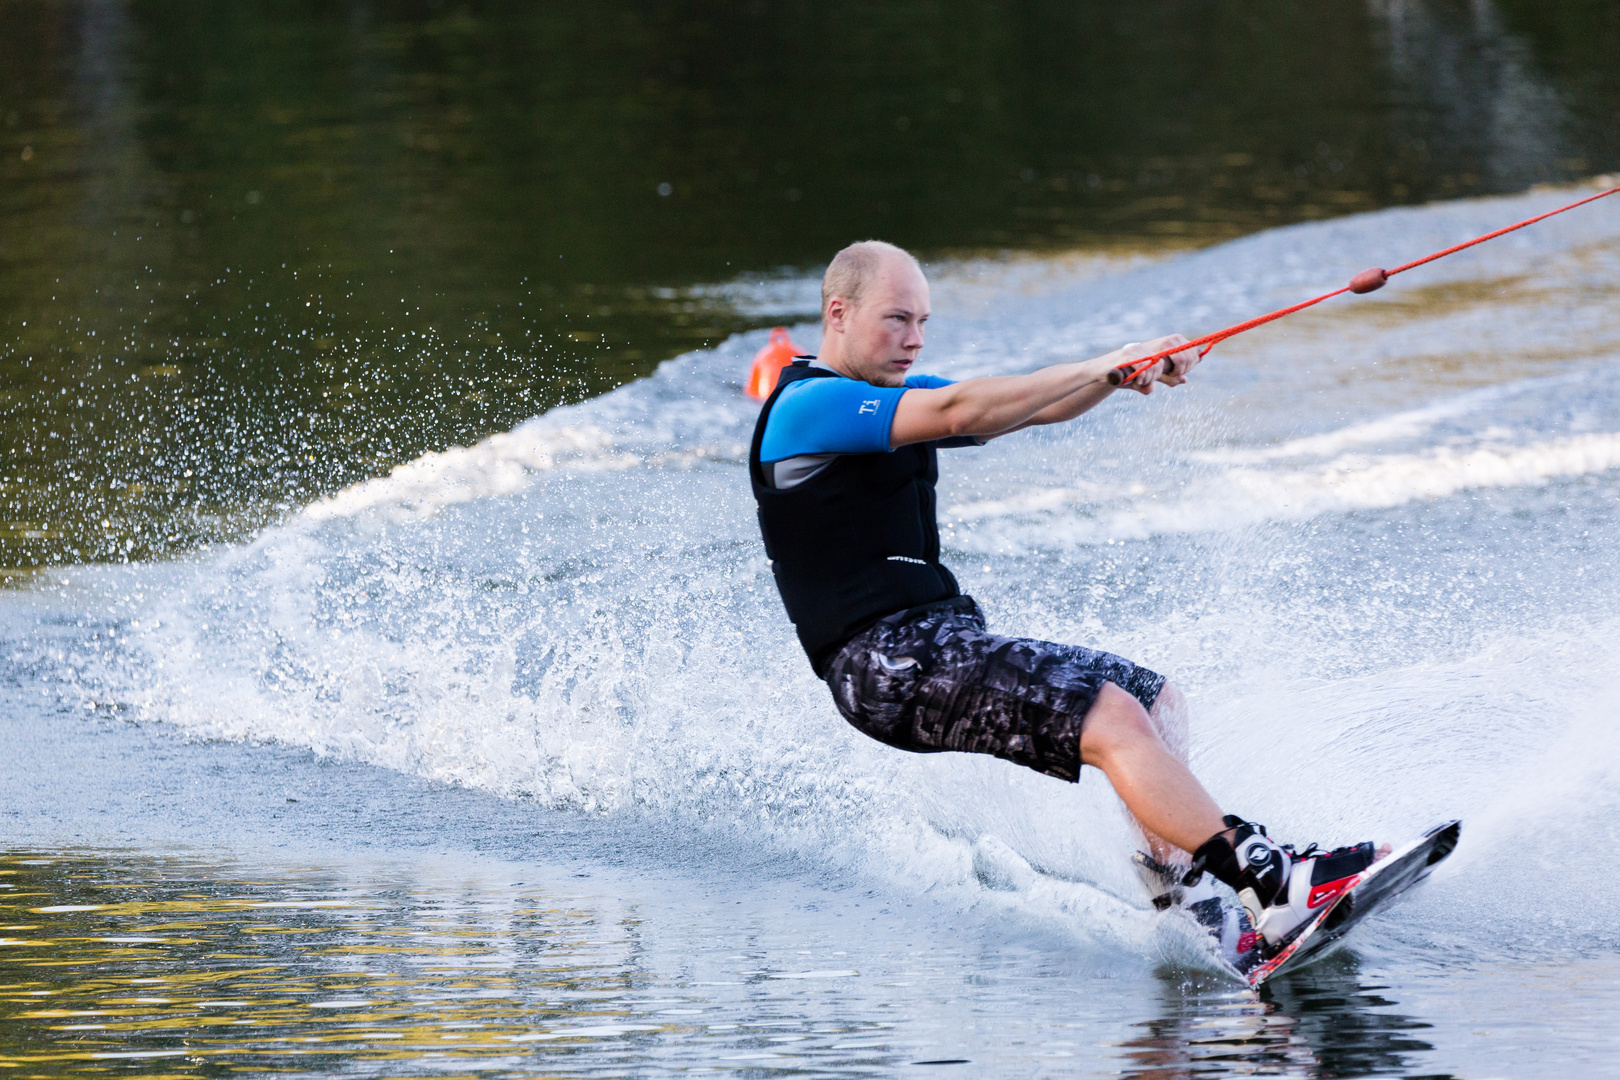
xmin=1078 ymin=682 xmax=1161 ymax=768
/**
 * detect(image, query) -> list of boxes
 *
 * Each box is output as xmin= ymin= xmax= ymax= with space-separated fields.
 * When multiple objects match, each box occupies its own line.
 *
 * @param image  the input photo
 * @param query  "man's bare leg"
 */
xmin=1078 ymin=682 xmax=1225 ymax=856
xmin=1080 ymin=681 xmax=1394 ymax=953
xmin=1080 ymin=680 xmax=1203 ymax=862
xmin=1136 ymin=683 xmax=1194 ymax=861
xmin=1081 ymin=685 xmax=1395 ymax=870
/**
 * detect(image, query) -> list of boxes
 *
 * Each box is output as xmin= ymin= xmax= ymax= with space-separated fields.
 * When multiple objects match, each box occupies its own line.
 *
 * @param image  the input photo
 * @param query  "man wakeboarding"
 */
xmin=748 ymin=240 xmax=1388 ymax=964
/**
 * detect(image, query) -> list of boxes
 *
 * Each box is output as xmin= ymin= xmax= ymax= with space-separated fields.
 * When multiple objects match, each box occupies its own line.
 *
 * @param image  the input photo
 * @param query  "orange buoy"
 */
xmin=745 ymin=327 xmax=805 ymax=401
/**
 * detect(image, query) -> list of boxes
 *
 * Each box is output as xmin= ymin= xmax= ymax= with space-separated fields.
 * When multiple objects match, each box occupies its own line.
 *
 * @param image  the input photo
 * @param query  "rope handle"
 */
xmin=1105 ymin=184 xmax=1620 ymax=388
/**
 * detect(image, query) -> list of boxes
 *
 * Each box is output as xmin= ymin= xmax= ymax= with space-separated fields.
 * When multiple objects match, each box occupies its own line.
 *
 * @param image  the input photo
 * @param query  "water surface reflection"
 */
xmin=1122 ymin=958 xmax=1447 ymax=1080
xmin=2 ymin=851 xmax=682 ymax=1075
xmin=2 ymin=850 xmax=1457 ymax=1078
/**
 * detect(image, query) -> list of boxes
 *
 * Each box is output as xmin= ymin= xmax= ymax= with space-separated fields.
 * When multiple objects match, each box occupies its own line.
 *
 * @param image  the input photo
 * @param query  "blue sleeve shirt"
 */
xmin=759 ymin=372 xmax=960 ymax=463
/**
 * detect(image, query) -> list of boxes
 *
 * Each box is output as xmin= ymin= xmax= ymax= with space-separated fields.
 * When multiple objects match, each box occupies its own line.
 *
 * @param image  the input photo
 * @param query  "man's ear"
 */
xmin=824 ymin=296 xmax=849 ymax=334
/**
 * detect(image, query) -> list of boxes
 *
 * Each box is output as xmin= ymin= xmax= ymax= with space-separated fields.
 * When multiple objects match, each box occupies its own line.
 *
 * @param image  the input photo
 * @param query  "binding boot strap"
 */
xmin=1186 ymin=815 xmax=1288 ymax=906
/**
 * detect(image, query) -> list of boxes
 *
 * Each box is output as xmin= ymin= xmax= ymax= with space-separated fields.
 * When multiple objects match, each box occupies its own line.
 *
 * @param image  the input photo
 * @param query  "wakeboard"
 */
xmin=1246 ymin=819 xmax=1461 ymax=987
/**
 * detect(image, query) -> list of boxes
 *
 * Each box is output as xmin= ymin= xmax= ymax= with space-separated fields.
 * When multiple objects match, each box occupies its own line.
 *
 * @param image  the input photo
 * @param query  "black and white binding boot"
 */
xmin=1188 ymin=815 xmax=1382 ymax=954
xmin=1133 ymin=850 xmax=1261 ymax=973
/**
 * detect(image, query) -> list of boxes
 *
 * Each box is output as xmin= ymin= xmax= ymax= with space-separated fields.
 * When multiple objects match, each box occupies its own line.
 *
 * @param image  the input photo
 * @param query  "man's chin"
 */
xmin=851 ymin=360 xmax=911 ymax=387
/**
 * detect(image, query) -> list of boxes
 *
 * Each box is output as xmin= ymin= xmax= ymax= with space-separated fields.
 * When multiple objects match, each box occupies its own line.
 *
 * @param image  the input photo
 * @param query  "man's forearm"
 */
xmin=889 ymin=336 xmax=1191 ymax=447
xmin=1015 ymin=378 xmax=1116 ymax=429
xmin=930 ymin=359 xmax=1114 ymax=438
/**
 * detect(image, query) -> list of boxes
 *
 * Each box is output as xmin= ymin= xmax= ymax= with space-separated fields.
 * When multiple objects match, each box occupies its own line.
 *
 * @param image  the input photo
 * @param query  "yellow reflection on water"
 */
xmin=0 ymin=851 xmax=691 ymax=1076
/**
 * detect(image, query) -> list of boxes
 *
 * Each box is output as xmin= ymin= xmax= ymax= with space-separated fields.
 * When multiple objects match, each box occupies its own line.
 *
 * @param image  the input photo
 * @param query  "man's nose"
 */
xmin=903 ymin=322 xmax=925 ymax=350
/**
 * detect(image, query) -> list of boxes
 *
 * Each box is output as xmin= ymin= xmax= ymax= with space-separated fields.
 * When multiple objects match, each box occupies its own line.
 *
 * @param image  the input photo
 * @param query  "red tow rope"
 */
xmin=1107 ymin=184 xmax=1620 ymax=386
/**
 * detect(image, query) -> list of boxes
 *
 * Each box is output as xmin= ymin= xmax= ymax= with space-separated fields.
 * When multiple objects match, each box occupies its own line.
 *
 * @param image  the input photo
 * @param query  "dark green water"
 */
xmin=3 ymin=0 xmax=1618 ymax=569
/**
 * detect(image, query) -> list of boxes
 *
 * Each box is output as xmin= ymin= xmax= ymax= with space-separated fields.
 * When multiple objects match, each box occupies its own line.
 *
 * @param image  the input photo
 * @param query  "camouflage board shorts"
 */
xmin=823 ymin=596 xmax=1166 ymax=783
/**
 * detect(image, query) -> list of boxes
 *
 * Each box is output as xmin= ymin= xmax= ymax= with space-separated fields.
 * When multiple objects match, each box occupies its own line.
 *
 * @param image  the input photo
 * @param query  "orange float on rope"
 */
xmin=745 ymin=327 xmax=806 ymax=401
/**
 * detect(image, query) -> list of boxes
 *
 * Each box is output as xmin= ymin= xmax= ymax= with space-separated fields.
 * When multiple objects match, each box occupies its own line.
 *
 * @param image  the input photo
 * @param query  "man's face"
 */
xmin=827 ymin=258 xmax=931 ymax=387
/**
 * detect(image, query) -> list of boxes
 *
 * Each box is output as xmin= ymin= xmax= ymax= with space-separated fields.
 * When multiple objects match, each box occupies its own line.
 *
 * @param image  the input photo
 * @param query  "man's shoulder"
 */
xmin=759 ymin=372 xmax=910 ymax=461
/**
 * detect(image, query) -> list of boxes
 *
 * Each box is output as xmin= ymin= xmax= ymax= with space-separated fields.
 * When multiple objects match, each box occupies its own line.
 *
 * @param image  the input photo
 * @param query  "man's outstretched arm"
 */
xmin=888 ymin=335 xmax=1199 ymax=447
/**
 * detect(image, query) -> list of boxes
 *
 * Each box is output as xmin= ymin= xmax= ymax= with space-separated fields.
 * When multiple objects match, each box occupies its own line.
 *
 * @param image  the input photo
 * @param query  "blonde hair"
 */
xmin=821 ymin=240 xmax=921 ymax=324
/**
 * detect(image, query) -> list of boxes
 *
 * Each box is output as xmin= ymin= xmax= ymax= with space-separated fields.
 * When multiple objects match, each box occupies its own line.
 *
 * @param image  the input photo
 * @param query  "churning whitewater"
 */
xmin=21 ymin=183 xmax=1620 ymax=976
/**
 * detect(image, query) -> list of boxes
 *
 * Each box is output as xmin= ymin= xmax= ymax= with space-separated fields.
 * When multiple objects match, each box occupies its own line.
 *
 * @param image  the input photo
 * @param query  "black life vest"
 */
xmin=749 ymin=361 xmax=960 ymax=674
